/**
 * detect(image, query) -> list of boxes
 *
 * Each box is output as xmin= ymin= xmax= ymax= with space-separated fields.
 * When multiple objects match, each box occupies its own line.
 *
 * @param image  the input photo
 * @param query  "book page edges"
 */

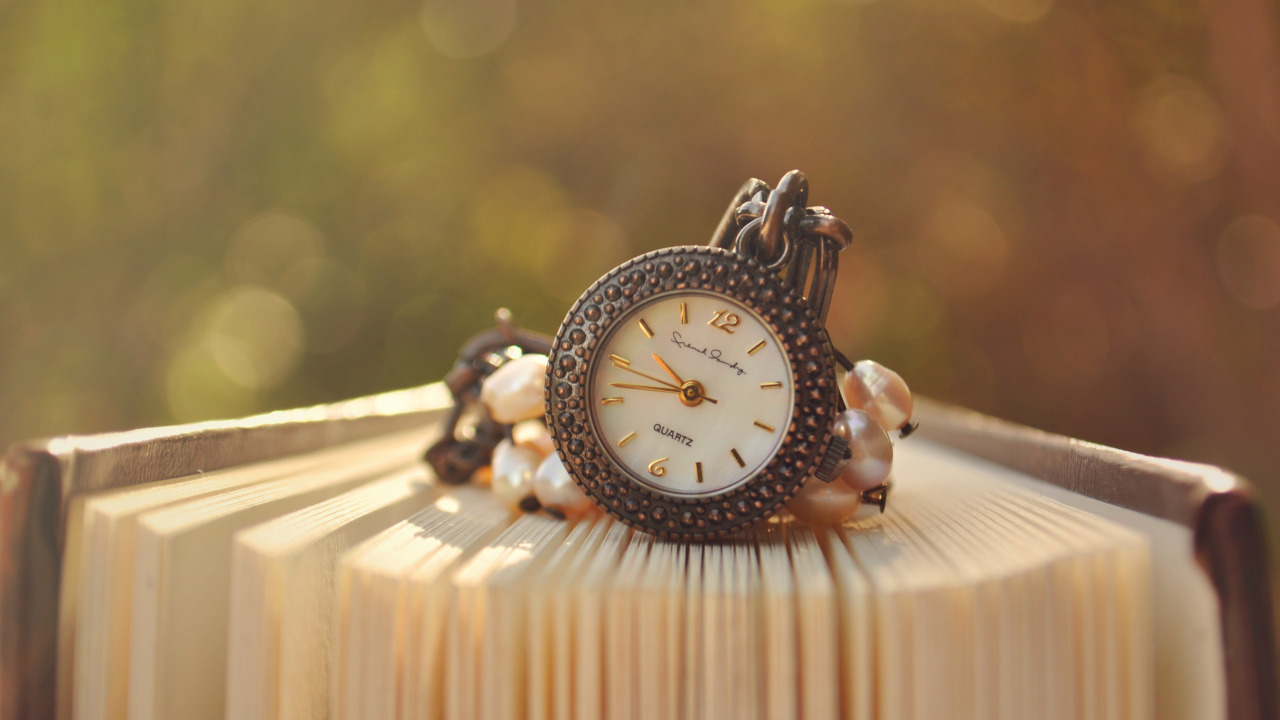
xmin=0 ymin=389 xmax=1271 ymax=720
xmin=915 ymin=398 xmax=1277 ymax=720
xmin=1 ymin=382 xmax=450 ymax=720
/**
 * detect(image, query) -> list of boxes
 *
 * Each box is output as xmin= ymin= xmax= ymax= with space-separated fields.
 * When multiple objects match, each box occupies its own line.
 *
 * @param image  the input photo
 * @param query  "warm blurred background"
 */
xmin=1 ymin=0 xmax=1278 ymax=516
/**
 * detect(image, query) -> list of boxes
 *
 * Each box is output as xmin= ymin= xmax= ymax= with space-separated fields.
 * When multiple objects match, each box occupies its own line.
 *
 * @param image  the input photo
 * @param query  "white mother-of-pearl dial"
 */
xmin=589 ymin=291 xmax=795 ymax=497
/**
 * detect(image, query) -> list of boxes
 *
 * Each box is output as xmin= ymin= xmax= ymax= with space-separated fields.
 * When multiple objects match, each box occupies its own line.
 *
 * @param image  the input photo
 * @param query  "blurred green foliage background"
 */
xmin=2 ymin=0 xmax=1278 ymax=511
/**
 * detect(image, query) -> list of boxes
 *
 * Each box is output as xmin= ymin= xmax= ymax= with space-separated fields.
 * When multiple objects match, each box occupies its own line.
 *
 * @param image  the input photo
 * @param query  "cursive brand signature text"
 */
xmin=670 ymin=331 xmax=747 ymax=376
xmin=653 ymin=423 xmax=694 ymax=447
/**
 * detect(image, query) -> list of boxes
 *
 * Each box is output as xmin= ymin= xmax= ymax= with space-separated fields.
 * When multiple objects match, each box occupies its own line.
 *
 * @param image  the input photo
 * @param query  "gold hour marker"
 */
xmin=730 ymin=448 xmax=745 ymax=468
xmin=618 ymin=431 xmax=637 ymax=447
xmin=696 ymin=462 xmax=704 ymax=483
xmin=638 ymin=318 xmax=654 ymax=338
xmin=748 ymin=340 xmax=767 ymax=355
xmin=601 ymin=397 xmax=624 ymax=405
xmin=610 ymin=353 xmax=631 ymax=367
xmin=754 ymin=420 xmax=775 ymax=433
xmin=680 ymin=302 xmax=688 ymax=324
xmin=760 ymin=381 xmax=783 ymax=389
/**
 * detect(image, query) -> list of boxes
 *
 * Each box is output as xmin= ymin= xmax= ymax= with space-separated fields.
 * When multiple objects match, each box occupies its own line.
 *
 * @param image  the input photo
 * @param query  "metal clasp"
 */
xmin=424 ymin=308 xmax=552 ymax=484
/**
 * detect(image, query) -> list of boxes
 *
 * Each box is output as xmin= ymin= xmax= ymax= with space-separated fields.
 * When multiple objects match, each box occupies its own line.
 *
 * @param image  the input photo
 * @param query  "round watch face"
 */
xmin=546 ymin=245 xmax=839 ymax=539
xmin=589 ymin=291 xmax=793 ymax=497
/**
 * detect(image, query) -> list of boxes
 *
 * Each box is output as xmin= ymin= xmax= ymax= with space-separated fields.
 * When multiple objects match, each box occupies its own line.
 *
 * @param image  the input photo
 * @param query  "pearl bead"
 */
xmin=785 ymin=478 xmax=863 ymax=526
xmin=480 ymin=354 xmax=550 ymax=424
xmin=533 ymin=453 xmax=596 ymax=520
xmin=490 ymin=439 xmax=540 ymax=512
xmin=842 ymin=360 xmax=913 ymax=432
xmin=512 ymin=419 xmax=555 ymax=458
xmin=831 ymin=409 xmax=893 ymax=492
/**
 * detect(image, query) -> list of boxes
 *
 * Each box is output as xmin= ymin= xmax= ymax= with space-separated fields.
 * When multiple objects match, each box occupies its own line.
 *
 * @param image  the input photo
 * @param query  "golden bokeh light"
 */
xmin=420 ymin=0 xmax=518 ymax=59
xmin=1 ymin=0 xmax=1279 ymax=529
xmin=1216 ymin=215 xmax=1280 ymax=310
xmin=166 ymin=340 xmax=258 ymax=424
xmin=206 ymin=286 xmax=305 ymax=390
xmin=916 ymin=200 xmax=1010 ymax=299
xmin=1135 ymin=76 xmax=1230 ymax=182
xmin=226 ymin=212 xmax=327 ymax=291
xmin=976 ymin=0 xmax=1054 ymax=24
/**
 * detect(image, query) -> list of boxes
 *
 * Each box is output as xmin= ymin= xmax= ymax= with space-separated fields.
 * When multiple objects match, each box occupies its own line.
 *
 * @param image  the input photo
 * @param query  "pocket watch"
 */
xmin=544 ymin=170 xmax=867 ymax=539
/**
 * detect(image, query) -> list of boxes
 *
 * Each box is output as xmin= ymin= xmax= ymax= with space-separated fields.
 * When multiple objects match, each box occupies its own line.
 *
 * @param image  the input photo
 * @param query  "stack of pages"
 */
xmin=57 ymin=420 xmax=1171 ymax=720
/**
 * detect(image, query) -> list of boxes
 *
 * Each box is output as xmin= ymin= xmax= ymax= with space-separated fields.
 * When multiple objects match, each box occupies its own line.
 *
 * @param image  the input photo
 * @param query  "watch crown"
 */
xmin=814 ymin=435 xmax=852 ymax=483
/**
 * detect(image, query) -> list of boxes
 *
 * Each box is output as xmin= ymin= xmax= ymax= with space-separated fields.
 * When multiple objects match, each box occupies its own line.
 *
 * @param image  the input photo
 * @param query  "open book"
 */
xmin=0 ymin=384 xmax=1273 ymax=720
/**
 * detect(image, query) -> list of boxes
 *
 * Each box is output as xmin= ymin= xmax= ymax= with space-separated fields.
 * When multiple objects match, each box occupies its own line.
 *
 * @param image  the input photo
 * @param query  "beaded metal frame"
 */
xmin=545 ymin=245 xmax=840 ymax=539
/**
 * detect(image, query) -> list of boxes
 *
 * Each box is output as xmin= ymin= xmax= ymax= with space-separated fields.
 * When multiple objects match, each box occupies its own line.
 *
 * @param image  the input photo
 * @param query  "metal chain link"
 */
xmin=707 ymin=170 xmax=853 ymax=327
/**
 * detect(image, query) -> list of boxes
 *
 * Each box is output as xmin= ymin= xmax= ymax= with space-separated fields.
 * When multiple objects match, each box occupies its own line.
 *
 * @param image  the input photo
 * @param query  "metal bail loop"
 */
xmin=756 ymin=170 xmax=809 ymax=265
xmin=709 ymin=170 xmax=853 ymax=325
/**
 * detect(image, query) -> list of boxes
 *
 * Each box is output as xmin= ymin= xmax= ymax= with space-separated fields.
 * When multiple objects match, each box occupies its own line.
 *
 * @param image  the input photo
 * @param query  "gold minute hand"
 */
xmin=612 ymin=362 xmax=680 ymax=389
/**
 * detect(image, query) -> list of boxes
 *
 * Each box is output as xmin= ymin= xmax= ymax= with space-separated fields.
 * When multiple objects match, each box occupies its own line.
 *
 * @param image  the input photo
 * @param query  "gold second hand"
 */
xmin=609 ymin=382 xmax=681 ymax=394
xmin=609 ymin=359 xmax=718 ymax=404
xmin=612 ymin=362 xmax=680 ymax=389
xmin=608 ymin=382 xmax=719 ymax=404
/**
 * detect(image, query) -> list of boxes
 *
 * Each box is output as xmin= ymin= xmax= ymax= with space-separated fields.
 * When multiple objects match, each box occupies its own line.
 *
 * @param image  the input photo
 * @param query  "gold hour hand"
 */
xmin=651 ymin=354 xmax=684 ymax=385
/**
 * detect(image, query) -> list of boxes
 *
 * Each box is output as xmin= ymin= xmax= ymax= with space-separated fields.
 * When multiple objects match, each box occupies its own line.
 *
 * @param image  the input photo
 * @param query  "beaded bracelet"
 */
xmin=426 ymin=309 xmax=913 ymax=529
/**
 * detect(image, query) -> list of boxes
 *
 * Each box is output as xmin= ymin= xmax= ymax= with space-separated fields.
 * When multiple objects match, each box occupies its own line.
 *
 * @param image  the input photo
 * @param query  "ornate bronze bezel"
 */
xmin=544 ymin=245 xmax=839 ymax=539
